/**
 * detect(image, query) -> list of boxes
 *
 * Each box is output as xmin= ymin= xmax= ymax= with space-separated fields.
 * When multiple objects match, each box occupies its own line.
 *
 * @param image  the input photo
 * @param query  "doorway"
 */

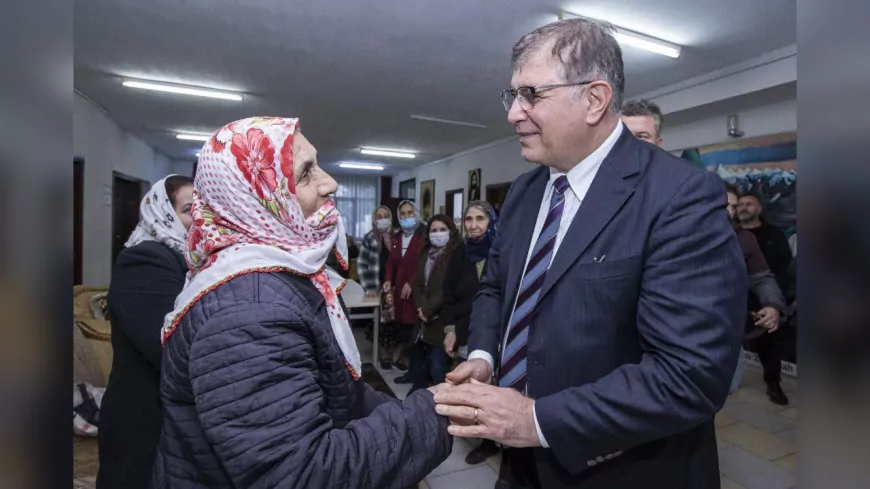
xmin=486 ymin=182 xmax=512 ymax=217
xmin=445 ymin=188 xmax=464 ymax=227
xmin=74 ymin=158 xmax=84 ymax=285
xmin=112 ymin=172 xmax=147 ymax=267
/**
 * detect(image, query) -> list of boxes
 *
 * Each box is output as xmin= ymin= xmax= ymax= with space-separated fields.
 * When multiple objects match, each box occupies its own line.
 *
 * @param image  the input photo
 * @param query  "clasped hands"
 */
xmin=429 ymin=359 xmax=541 ymax=448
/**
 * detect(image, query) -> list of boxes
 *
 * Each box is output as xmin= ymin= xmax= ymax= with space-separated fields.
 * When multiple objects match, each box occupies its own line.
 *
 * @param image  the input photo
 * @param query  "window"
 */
xmin=332 ymin=174 xmax=379 ymax=239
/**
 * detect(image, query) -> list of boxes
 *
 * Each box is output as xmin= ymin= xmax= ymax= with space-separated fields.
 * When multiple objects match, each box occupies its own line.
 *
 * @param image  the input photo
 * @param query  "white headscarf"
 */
xmin=161 ymin=117 xmax=360 ymax=380
xmin=124 ymin=175 xmax=189 ymax=255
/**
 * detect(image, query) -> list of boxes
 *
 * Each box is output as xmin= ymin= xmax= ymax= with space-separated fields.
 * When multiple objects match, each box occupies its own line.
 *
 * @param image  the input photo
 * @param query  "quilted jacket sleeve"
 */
xmin=188 ymin=301 xmax=452 ymax=489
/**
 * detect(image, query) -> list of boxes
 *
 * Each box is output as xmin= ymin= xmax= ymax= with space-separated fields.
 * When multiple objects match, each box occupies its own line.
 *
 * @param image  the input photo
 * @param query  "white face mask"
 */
xmin=429 ymin=231 xmax=450 ymax=248
xmin=375 ymin=218 xmax=391 ymax=231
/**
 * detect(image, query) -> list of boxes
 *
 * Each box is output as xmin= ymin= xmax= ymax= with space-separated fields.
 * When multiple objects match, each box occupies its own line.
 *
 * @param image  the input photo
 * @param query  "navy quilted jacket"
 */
xmin=152 ymin=271 xmax=452 ymax=488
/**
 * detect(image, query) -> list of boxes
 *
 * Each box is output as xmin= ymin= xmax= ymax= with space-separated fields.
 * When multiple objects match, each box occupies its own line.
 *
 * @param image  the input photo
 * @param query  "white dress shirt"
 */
xmin=468 ymin=121 xmax=624 ymax=447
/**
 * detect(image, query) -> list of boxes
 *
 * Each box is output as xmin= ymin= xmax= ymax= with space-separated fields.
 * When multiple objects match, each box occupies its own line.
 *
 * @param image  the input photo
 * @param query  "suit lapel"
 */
xmin=503 ymin=168 xmax=549 ymax=321
xmin=537 ymin=130 xmax=640 ymax=302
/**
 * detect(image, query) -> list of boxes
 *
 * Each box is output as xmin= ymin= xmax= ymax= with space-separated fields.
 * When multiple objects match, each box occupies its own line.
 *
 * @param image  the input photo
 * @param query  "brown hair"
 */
xmin=164 ymin=175 xmax=194 ymax=206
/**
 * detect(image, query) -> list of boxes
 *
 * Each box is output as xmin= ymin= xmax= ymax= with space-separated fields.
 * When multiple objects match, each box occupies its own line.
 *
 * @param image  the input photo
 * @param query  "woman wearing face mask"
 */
xmin=383 ymin=200 xmax=427 ymax=378
xmin=440 ymin=201 xmax=503 ymax=467
xmin=153 ymin=118 xmax=451 ymax=488
xmin=408 ymin=215 xmax=476 ymax=392
xmin=97 ymin=175 xmax=194 ymax=489
xmin=358 ymin=206 xmax=401 ymax=369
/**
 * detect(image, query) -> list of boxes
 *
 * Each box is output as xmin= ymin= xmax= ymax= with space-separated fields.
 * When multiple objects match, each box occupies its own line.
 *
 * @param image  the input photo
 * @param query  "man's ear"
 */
xmin=585 ymin=81 xmax=613 ymax=125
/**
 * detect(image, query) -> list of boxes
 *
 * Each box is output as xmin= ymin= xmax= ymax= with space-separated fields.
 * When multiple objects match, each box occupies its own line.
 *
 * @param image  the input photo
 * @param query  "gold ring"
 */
xmin=473 ymin=408 xmax=479 ymax=424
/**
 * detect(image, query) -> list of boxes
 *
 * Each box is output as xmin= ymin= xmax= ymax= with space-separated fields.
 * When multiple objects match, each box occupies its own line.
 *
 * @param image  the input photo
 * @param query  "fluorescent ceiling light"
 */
xmin=410 ymin=114 xmax=488 ymax=128
xmin=122 ymin=79 xmax=243 ymax=101
xmin=559 ymin=12 xmax=681 ymax=59
xmin=360 ymin=147 xmax=416 ymax=159
xmin=195 ymin=152 xmax=201 ymax=157
xmin=339 ymin=162 xmax=385 ymax=171
xmin=177 ymin=133 xmax=212 ymax=141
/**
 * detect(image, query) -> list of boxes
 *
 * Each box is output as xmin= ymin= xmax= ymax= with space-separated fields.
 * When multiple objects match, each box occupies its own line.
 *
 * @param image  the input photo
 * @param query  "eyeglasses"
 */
xmin=501 ymin=81 xmax=594 ymax=112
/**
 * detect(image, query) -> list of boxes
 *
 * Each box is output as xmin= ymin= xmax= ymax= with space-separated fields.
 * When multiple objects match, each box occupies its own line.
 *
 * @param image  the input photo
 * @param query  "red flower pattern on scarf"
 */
xmin=231 ymin=128 xmax=278 ymax=200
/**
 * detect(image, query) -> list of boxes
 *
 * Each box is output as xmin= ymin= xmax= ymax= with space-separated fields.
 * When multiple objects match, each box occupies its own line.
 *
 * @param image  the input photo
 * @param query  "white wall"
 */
xmin=170 ymin=160 xmax=196 ymax=177
xmin=74 ymin=92 xmax=174 ymax=285
xmin=662 ymin=97 xmax=796 ymax=151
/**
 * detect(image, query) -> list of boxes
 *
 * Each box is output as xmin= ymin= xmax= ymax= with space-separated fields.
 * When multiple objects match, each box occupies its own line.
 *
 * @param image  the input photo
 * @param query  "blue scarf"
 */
xmin=464 ymin=209 xmax=498 ymax=263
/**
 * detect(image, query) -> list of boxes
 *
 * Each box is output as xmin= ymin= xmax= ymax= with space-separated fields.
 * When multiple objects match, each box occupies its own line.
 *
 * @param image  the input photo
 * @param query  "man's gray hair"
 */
xmin=621 ymin=99 xmax=664 ymax=135
xmin=511 ymin=18 xmax=625 ymax=112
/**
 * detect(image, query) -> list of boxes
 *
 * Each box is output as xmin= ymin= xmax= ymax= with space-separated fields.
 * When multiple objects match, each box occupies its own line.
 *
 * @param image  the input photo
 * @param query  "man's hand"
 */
xmin=382 ymin=281 xmax=392 ymax=293
xmin=434 ymin=380 xmax=540 ymax=448
xmin=446 ymin=358 xmax=492 ymax=385
xmin=401 ymin=283 xmax=413 ymax=300
xmin=754 ymin=306 xmax=781 ymax=332
xmin=444 ymin=332 xmax=457 ymax=357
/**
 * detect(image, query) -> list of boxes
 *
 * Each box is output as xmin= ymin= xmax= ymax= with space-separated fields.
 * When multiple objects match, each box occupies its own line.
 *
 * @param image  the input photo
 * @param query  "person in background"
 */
xmin=97 ymin=175 xmax=194 ymax=489
xmin=385 ymin=200 xmax=427 ymax=379
xmin=725 ymin=184 xmax=786 ymax=396
xmin=409 ymin=214 xmax=476 ymax=393
xmin=152 ymin=117 xmax=451 ymax=488
xmin=737 ymin=192 xmax=793 ymax=404
xmin=326 ymin=233 xmax=358 ymax=279
xmin=441 ymin=201 xmax=503 ymax=470
xmin=358 ymin=205 xmax=402 ymax=370
xmin=620 ymin=99 xmax=664 ymax=146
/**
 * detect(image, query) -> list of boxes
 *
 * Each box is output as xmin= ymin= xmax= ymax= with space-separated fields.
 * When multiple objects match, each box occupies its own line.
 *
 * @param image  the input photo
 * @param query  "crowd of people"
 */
xmin=93 ymin=16 xmax=798 ymax=489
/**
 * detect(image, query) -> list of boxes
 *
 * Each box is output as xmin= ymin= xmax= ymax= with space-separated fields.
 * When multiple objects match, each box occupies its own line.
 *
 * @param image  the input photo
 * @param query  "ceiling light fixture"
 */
xmin=176 ymin=133 xmax=212 ymax=141
xmin=196 ymin=152 xmax=201 ymax=157
xmin=360 ymin=147 xmax=416 ymax=159
xmin=410 ymin=114 xmax=488 ymax=128
xmin=122 ymin=78 xmax=243 ymax=101
xmin=559 ymin=11 xmax=682 ymax=59
xmin=339 ymin=162 xmax=385 ymax=171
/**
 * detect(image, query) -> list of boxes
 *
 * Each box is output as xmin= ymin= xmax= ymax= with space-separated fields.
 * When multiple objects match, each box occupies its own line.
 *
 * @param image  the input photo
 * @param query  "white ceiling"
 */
xmin=74 ymin=0 xmax=796 ymax=174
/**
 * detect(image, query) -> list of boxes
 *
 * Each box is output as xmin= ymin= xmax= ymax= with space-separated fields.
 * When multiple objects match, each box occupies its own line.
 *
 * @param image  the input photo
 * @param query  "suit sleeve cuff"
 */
xmin=533 ymin=402 xmax=550 ymax=448
xmin=467 ymin=350 xmax=494 ymax=372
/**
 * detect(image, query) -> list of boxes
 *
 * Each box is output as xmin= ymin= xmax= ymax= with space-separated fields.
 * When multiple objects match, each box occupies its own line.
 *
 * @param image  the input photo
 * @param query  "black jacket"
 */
xmin=97 ymin=241 xmax=187 ymax=489
xmin=441 ymin=246 xmax=483 ymax=347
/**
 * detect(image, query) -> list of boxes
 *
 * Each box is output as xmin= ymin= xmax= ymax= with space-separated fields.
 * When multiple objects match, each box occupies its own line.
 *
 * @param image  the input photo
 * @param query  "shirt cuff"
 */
xmin=533 ymin=402 xmax=550 ymax=448
xmin=467 ymin=350 xmax=494 ymax=372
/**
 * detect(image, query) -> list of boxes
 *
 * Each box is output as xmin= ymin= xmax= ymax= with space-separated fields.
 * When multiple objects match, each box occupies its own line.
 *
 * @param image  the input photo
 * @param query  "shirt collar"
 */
xmin=549 ymin=121 xmax=624 ymax=194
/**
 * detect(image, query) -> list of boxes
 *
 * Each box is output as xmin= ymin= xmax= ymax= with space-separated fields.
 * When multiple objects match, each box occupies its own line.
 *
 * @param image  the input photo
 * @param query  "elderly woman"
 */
xmin=152 ymin=117 xmax=451 ymax=489
xmin=98 ymin=175 xmax=193 ymax=489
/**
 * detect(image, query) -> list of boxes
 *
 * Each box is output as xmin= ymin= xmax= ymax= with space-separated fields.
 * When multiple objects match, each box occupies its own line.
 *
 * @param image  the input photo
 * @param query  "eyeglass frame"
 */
xmin=500 ymin=80 xmax=595 ymax=112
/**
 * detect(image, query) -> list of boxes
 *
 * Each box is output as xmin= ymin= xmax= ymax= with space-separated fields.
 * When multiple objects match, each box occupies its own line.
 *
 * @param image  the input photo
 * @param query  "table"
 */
xmin=344 ymin=296 xmax=381 ymax=367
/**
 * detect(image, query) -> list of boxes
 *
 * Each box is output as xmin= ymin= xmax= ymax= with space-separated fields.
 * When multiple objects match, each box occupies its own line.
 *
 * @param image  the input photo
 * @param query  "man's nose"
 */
xmin=507 ymin=98 xmax=527 ymax=125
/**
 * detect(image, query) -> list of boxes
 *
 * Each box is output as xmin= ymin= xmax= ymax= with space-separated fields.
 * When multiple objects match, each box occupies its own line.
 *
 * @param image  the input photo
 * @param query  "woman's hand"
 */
xmin=401 ymin=283 xmax=413 ymax=300
xmin=417 ymin=308 xmax=427 ymax=323
xmin=427 ymin=382 xmax=452 ymax=396
xmin=382 ymin=281 xmax=392 ymax=293
xmin=365 ymin=291 xmax=378 ymax=299
xmin=444 ymin=332 xmax=457 ymax=357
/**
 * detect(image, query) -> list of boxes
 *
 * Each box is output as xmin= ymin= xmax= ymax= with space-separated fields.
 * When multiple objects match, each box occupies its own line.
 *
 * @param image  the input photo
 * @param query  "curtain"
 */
xmin=332 ymin=174 xmax=379 ymax=239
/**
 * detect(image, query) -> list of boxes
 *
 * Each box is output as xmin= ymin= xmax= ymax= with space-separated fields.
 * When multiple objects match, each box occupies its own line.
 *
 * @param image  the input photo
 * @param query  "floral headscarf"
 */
xmin=124 ymin=175 xmax=189 ymax=255
xmin=161 ymin=116 xmax=360 ymax=379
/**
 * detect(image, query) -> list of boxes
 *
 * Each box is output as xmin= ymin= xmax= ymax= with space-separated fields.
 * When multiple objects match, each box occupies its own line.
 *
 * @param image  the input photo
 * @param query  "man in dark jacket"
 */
xmin=737 ymin=192 xmax=793 ymax=405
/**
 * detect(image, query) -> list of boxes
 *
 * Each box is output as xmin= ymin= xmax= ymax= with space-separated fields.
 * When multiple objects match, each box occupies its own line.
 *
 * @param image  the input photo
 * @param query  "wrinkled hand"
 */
xmin=444 ymin=332 xmax=457 ymax=357
xmin=365 ymin=291 xmax=378 ymax=299
xmin=401 ymin=283 xmax=413 ymax=300
xmin=417 ymin=308 xmax=428 ymax=322
xmin=434 ymin=379 xmax=540 ymax=448
xmin=427 ymin=382 xmax=452 ymax=396
xmin=754 ymin=306 xmax=781 ymax=332
xmin=446 ymin=358 xmax=492 ymax=385
xmin=382 ymin=281 xmax=392 ymax=293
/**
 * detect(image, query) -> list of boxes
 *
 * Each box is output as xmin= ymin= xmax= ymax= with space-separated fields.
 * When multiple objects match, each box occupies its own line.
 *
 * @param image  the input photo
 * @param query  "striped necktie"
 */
xmin=499 ymin=175 xmax=570 ymax=393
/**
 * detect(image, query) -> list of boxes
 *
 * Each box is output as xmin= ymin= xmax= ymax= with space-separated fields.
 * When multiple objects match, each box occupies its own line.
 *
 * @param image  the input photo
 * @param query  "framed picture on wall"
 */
xmin=398 ymin=178 xmax=416 ymax=200
xmin=468 ymin=168 xmax=482 ymax=202
xmin=420 ymin=179 xmax=435 ymax=220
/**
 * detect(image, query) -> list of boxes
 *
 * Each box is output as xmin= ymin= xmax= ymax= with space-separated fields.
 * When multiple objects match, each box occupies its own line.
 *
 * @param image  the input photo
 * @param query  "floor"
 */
xmin=358 ymin=331 xmax=797 ymax=489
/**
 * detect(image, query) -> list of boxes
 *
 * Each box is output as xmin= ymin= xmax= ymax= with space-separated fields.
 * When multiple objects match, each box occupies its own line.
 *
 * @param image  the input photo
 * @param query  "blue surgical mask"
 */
xmin=399 ymin=217 xmax=417 ymax=230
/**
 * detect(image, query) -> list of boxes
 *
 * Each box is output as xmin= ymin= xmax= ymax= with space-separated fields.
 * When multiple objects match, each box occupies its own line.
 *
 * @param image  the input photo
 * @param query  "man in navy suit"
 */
xmin=434 ymin=18 xmax=746 ymax=488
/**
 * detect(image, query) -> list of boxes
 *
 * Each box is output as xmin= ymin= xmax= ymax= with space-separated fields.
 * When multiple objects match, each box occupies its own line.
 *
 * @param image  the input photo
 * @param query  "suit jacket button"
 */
xmin=587 ymin=460 xmax=597 ymax=467
xmin=596 ymin=456 xmax=605 ymax=462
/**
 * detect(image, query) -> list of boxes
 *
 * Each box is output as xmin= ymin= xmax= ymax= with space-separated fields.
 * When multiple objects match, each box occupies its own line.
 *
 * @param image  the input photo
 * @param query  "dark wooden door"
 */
xmin=74 ymin=158 xmax=84 ymax=285
xmin=486 ymin=182 xmax=512 ymax=217
xmin=112 ymin=173 xmax=146 ymax=267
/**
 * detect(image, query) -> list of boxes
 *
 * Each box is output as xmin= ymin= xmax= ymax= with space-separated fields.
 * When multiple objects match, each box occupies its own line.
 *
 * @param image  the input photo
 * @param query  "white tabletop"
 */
xmin=343 ymin=296 xmax=380 ymax=309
